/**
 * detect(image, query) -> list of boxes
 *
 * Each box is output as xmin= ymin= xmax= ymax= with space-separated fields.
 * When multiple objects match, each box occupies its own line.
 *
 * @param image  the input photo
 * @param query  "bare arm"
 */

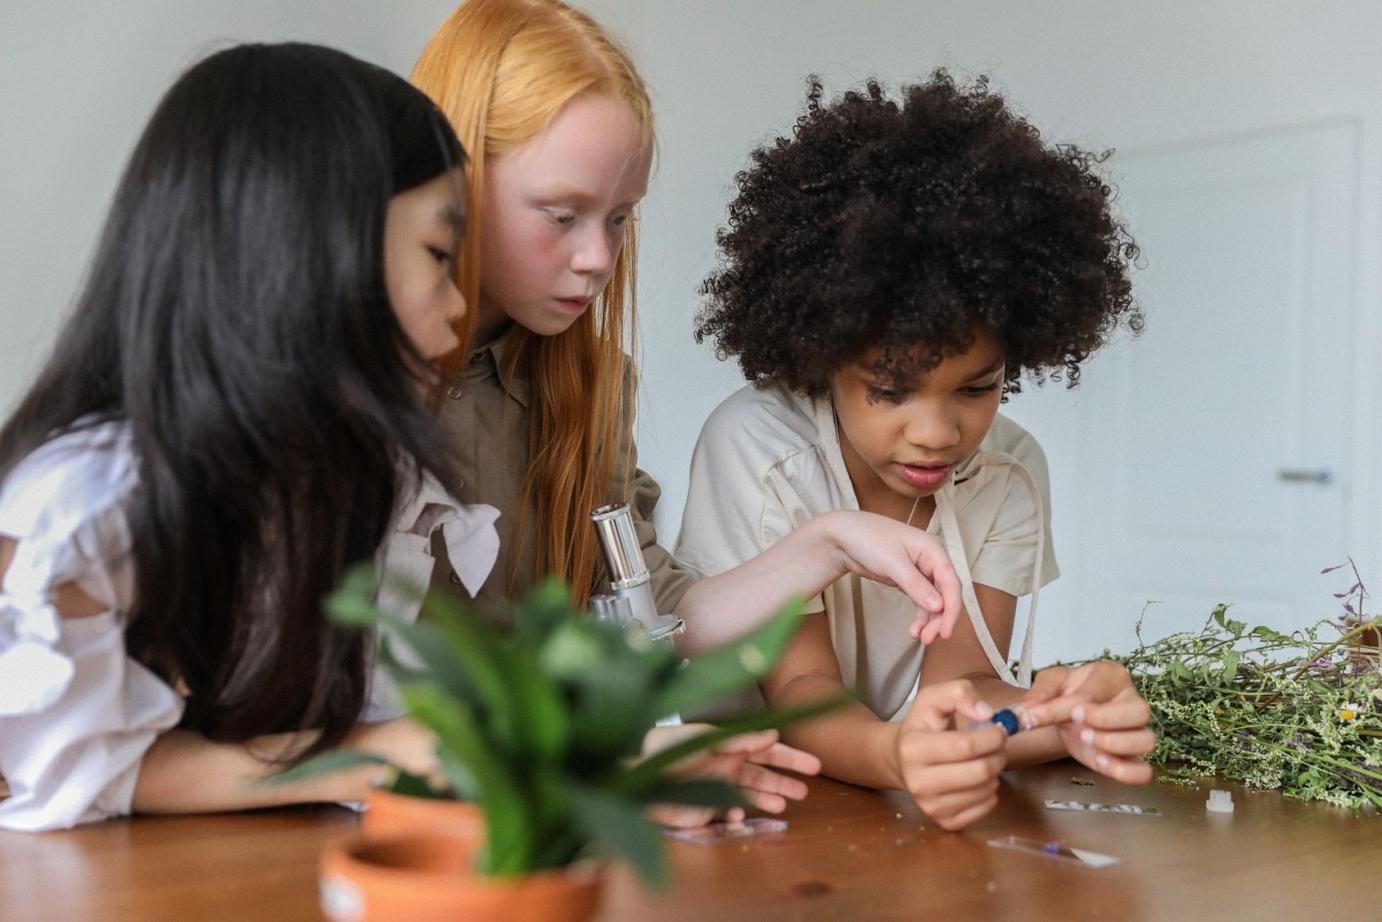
xmin=132 ymin=718 xmax=435 ymax=814
xmin=674 ymin=510 xmax=962 ymax=657
xmin=1 ymin=536 xmax=437 ymax=816
xmin=759 ymin=613 xmax=904 ymax=790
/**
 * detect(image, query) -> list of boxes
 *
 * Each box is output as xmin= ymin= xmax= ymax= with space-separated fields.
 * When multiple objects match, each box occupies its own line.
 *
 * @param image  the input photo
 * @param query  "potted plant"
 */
xmin=289 ymin=568 xmax=835 ymax=922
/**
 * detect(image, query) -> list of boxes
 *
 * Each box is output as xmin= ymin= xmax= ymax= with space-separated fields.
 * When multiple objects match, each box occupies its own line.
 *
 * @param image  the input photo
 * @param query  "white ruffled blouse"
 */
xmin=0 ymin=422 xmax=499 ymax=831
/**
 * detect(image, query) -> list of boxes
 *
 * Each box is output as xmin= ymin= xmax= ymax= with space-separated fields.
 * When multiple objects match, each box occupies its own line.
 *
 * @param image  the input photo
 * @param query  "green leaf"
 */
xmin=258 ymin=748 xmax=394 ymax=786
xmin=565 ymin=780 xmax=667 ymax=889
xmin=514 ymin=578 xmax=576 ymax=644
xmin=324 ymin=565 xmax=385 ymax=628
xmin=400 ymin=683 xmax=533 ymax=875
xmin=547 ymin=620 xmax=672 ymax=761
xmin=389 ymin=769 xmax=445 ymax=799
xmin=636 ymin=778 xmax=743 ymax=809
xmin=652 ymin=599 xmax=807 ymax=717
xmin=1221 ymin=650 xmax=1241 ymax=684
xmin=413 ymin=589 xmax=523 ymax=749
xmin=503 ymin=647 xmax=570 ymax=762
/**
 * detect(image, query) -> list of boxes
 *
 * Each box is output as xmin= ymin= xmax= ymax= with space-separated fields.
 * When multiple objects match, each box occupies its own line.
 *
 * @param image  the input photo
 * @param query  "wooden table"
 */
xmin=2 ymin=763 xmax=1378 ymax=921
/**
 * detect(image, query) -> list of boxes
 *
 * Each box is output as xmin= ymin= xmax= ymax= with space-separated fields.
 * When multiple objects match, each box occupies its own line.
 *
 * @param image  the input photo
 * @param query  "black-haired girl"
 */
xmin=680 ymin=72 xmax=1157 ymax=830
xmin=0 ymin=42 xmax=484 ymax=831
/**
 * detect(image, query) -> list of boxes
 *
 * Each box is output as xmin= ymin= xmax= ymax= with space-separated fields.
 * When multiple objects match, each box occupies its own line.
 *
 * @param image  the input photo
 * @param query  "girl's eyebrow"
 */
xmin=963 ymin=358 xmax=1005 ymax=381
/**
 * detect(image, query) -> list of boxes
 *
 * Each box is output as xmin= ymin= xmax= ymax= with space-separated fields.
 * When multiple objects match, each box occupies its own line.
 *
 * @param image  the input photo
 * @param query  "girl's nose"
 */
xmin=904 ymin=404 xmax=962 ymax=451
xmin=447 ymin=288 xmax=468 ymax=324
xmin=570 ymin=226 xmax=616 ymax=276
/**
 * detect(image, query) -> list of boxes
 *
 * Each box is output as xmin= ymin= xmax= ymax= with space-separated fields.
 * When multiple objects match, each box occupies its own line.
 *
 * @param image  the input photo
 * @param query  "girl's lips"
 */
xmin=554 ymin=296 xmax=591 ymax=314
xmin=897 ymin=462 xmax=950 ymax=488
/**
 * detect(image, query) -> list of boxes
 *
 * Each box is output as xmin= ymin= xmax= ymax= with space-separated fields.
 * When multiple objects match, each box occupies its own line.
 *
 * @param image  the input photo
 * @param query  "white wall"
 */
xmin=0 ymin=1 xmax=438 ymax=412
xmin=595 ymin=0 xmax=1382 ymax=662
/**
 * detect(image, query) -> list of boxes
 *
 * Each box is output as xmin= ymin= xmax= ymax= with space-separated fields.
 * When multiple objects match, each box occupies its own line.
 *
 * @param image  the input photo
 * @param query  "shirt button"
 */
xmin=449 ymin=571 xmax=463 ymax=586
xmin=446 ymin=384 xmax=464 ymax=400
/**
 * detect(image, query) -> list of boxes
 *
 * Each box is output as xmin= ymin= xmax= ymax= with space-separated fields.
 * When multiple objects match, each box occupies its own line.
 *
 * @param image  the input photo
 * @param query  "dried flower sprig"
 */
xmin=1091 ymin=562 xmax=1381 ymax=810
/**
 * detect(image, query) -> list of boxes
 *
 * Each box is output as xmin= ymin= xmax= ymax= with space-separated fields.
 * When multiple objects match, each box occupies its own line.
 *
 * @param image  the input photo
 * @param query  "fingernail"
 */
xmin=1071 ymin=704 xmax=1086 ymax=724
xmin=1096 ymin=754 xmax=1109 ymax=770
xmin=927 ymin=595 xmax=942 ymax=610
xmin=975 ymin=701 xmax=995 ymax=719
xmin=1081 ymin=728 xmax=1095 ymax=745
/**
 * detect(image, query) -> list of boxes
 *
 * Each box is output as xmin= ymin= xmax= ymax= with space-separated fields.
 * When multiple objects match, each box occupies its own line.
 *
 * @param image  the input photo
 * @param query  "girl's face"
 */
xmin=830 ymin=328 xmax=1006 ymax=509
xmin=476 ymin=93 xmax=651 ymax=344
xmin=384 ymin=169 xmax=468 ymax=364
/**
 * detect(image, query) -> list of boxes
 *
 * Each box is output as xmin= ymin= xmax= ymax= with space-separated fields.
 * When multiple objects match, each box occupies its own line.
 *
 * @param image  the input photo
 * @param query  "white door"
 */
xmin=1022 ymin=122 xmax=1359 ymax=656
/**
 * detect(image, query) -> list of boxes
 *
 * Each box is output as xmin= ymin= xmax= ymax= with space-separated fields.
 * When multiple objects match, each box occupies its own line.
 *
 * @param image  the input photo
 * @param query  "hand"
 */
xmin=640 ymin=725 xmax=822 ymax=828
xmin=1022 ymin=661 xmax=1155 ymax=784
xmin=349 ymin=717 xmax=443 ymax=787
xmin=896 ymin=679 xmax=1008 ymax=830
xmin=820 ymin=510 xmax=962 ymax=644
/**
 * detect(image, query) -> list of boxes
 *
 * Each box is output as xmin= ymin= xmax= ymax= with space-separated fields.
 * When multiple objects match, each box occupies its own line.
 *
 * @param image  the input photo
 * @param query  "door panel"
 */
xmin=1052 ymin=123 xmax=1358 ymax=654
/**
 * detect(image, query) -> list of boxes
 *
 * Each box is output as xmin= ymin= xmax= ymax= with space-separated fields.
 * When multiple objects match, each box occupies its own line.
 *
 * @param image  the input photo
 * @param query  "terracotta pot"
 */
xmin=320 ymin=833 xmax=605 ymax=922
xmin=362 ymin=788 xmax=484 ymax=840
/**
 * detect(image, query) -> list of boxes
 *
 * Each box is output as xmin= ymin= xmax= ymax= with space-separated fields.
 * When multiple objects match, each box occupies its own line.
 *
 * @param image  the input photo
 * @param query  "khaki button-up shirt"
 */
xmin=428 ymin=335 xmax=695 ymax=614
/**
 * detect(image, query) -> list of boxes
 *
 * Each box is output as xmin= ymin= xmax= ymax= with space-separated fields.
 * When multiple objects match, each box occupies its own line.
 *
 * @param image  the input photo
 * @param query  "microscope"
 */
xmin=588 ymin=502 xmax=685 ymax=646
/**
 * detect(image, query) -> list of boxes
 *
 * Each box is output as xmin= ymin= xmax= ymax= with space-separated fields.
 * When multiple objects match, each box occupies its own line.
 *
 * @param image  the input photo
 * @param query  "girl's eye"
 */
xmin=610 ymin=213 xmax=631 ymax=227
xmin=866 ymin=386 xmax=904 ymax=405
xmin=427 ymin=246 xmax=453 ymax=265
xmin=545 ymin=209 xmax=577 ymax=226
xmin=960 ymin=382 xmax=1001 ymax=398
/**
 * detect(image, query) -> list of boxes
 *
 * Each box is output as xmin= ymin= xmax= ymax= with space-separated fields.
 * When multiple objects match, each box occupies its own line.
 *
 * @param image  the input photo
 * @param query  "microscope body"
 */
xmin=588 ymin=503 xmax=685 ymax=646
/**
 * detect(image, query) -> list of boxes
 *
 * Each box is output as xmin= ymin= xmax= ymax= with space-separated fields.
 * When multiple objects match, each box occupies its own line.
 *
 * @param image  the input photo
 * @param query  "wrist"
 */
xmin=873 ymin=719 xmax=907 ymax=790
xmin=799 ymin=510 xmax=849 ymax=576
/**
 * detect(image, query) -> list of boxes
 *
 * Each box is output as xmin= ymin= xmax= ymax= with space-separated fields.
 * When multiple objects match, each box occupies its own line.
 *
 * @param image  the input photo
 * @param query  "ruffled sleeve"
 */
xmin=0 ymin=424 xmax=183 ymax=831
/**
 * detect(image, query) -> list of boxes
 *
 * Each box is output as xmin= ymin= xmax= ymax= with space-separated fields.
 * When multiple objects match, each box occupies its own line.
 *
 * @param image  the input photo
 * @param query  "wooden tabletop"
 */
xmin=2 ymin=763 xmax=1378 ymax=921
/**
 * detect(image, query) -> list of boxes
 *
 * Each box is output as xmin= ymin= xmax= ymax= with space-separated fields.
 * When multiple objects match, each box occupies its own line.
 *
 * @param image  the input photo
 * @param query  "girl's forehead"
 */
xmin=500 ymin=94 xmax=651 ymax=200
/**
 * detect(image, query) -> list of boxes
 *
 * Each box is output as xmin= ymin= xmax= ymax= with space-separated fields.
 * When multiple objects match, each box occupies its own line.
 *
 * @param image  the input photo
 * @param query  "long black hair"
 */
xmin=0 ymin=42 xmax=466 ymax=755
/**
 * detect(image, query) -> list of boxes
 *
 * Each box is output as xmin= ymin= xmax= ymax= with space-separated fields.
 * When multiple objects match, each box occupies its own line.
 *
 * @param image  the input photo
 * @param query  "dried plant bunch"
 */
xmin=1092 ymin=562 xmax=1381 ymax=810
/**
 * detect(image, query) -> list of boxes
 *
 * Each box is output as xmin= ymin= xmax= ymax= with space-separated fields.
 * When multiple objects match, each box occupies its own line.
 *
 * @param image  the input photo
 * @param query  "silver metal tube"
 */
xmin=590 ymin=503 xmax=648 ymax=588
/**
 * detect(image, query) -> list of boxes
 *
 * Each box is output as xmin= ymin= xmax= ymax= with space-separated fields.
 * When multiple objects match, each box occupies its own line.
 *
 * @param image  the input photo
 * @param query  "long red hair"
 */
xmin=412 ymin=0 xmax=653 ymax=603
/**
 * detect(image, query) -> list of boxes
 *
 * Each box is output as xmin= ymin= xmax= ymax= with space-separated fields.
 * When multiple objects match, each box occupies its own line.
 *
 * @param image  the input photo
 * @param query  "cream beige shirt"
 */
xmin=430 ymin=334 xmax=695 ymax=613
xmin=676 ymin=385 xmax=1059 ymax=722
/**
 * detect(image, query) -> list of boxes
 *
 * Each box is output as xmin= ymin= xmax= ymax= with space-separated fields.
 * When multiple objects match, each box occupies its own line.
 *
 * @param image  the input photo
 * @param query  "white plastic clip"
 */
xmin=1206 ymin=789 xmax=1234 ymax=813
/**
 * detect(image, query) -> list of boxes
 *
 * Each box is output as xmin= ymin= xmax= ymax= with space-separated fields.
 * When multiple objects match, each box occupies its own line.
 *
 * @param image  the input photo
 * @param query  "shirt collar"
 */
xmin=462 ymin=329 xmax=530 ymax=408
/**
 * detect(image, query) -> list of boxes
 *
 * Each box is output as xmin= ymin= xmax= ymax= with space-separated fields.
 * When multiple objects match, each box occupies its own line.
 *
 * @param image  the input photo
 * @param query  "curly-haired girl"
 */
xmin=679 ymin=72 xmax=1156 ymax=830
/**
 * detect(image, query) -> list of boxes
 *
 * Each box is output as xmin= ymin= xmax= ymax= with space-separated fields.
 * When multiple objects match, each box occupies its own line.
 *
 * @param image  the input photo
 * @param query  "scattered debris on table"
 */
xmin=1044 ymin=800 xmax=1161 ymax=816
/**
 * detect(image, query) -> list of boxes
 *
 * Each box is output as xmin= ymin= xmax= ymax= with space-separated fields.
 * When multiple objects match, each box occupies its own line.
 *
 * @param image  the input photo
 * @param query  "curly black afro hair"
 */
xmin=695 ymin=70 xmax=1142 ymax=397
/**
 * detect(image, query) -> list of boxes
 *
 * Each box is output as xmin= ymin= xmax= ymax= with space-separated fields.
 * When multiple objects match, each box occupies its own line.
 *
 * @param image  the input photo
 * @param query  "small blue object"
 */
xmin=990 ymin=708 xmax=1021 ymax=735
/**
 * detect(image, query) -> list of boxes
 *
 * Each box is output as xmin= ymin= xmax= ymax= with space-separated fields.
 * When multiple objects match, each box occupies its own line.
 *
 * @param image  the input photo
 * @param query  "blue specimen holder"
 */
xmin=990 ymin=708 xmax=1021 ymax=735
